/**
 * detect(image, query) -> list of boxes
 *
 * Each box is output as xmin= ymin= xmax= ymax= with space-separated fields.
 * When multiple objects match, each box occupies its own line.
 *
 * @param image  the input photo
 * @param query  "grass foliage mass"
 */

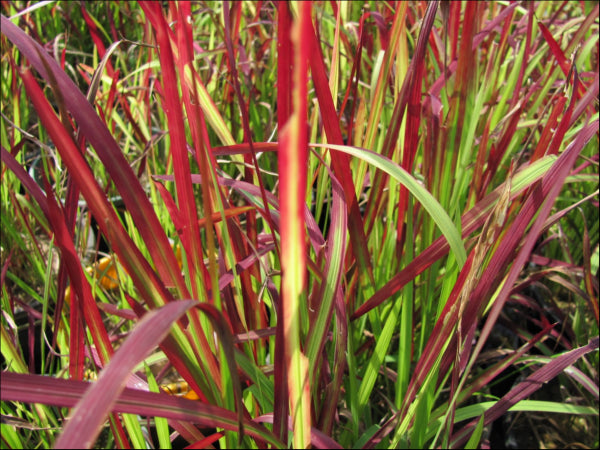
xmin=1 ymin=1 xmax=598 ymax=448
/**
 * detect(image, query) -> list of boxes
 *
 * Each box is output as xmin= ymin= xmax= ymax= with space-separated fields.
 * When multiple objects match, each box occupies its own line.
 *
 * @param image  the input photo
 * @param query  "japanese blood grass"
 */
xmin=1 ymin=1 xmax=599 ymax=449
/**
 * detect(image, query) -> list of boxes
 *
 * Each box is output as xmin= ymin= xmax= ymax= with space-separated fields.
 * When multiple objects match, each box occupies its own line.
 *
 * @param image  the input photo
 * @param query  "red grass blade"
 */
xmin=395 ymin=1 xmax=440 ymax=242
xmin=7 ymin=72 xmax=119 ymax=367
xmin=581 ymin=213 xmax=599 ymax=326
xmin=80 ymin=4 xmax=115 ymax=78
xmin=305 ymin=8 xmax=374 ymax=293
xmin=16 ymin=66 xmax=174 ymax=313
xmin=55 ymin=300 xmax=196 ymax=449
xmin=1 ymin=370 xmax=284 ymax=448
xmin=274 ymin=3 xmax=293 ymax=440
xmin=138 ymin=2 xmax=209 ymax=301
xmin=278 ymin=2 xmax=312 ymax=446
xmin=451 ymin=337 xmax=599 ymax=448
xmin=1 ymin=14 xmax=188 ymax=297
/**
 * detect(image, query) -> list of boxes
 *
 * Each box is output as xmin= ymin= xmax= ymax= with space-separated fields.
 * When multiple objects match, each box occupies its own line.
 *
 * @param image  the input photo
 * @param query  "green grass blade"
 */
xmin=311 ymin=143 xmax=467 ymax=267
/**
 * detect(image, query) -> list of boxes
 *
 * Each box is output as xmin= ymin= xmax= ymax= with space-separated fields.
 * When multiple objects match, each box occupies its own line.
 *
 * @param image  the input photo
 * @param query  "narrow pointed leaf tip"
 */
xmin=55 ymin=300 xmax=196 ymax=449
xmin=310 ymin=143 xmax=467 ymax=267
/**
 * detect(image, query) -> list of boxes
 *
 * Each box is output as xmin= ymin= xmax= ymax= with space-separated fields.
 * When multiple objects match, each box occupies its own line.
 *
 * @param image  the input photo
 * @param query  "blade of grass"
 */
xmin=311 ymin=143 xmax=467 ymax=267
xmin=55 ymin=300 xmax=196 ymax=449
xmin=138 ymin=1 xmax=209 ymax=303
xmin=451 ymin=336 xmax=600 ymax=448
xmin=395 ymin=0 xmax=441 ymax=241
xmin=144 ymin=365 xmax=171 ymax=450
xmin=1 ymin=371 xmax=285 ymax=449
xmin=1 ymin=14 xmax=188 ymax=296
xmin=425 ymin=399 xmax=598 ymax=444
xmin=222 ymin=1 xmax=279 ymax=261
xmin=4 ymin=24 xmax=217 ymax=409
xmin=304 ymin=152 xmax=348 ymax=434
xmin=263 ymin=4 xmax=295 ymax=438
xmin=1 ymin=142 xmax=115 ymax=369
xmin=351 ymin=154 xmax=558 ymax=320
xmin=306 ymin=8 xmax=375 ymax=298
xmin=450 ymin=120 xmax=598 ymax=446
xmin=279 ymin=2 xmax=312 ymax=447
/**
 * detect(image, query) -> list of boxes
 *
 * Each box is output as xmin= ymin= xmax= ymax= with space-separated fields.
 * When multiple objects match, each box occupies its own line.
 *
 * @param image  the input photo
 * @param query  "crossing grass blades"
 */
xmin=1 ymin=1 xmax=598 ymax=448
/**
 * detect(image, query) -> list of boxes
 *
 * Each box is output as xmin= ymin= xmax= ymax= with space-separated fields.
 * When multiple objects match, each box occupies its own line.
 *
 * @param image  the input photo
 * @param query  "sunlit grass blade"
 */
xmin=304 ymin=159 xmax=348 ymax=434
xmin=351 ymin=154 xmax=559 ymax=320
xmin=139 ymin=1 xmax=208 ymax=302
xmin=306 ymin=7 xmax=374 ymax=296
xmin=1 ymin=2 xmax=597 ymax=448
xmin=1 ymin=371 xmax=285 ymax=449
xmin=0 ymin=14 xmax=188 ymax=296
xmin=311 ymin=143 xmax=467 ymax=267
xmin=55 ymin=300 xmax=196 ymax=449
xmin=451 ymin=336 xmax=600 ymax=447
xmin=278 ymin=2 xmax=312 ymax=447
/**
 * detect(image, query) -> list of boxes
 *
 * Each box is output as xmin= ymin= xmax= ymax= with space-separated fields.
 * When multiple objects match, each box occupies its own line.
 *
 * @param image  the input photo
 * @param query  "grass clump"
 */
xmin=1 ymin=1 xmax=598 ymax=448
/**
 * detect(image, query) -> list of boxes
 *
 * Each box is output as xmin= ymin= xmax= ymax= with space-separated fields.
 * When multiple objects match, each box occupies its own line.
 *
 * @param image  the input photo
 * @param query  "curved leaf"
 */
xmin=311 ymin=143 xmax=467 ymax=267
